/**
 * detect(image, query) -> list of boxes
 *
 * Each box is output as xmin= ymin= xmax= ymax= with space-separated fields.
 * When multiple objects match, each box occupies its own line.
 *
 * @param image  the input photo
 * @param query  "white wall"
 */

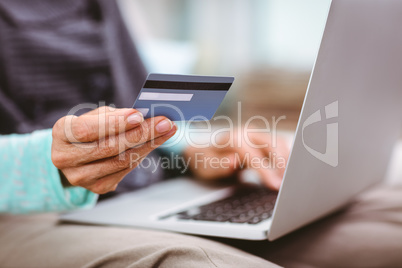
xmin=263 ymin=0 xmax=331 ymax=70
xmin=118 ymin=0 xmax=332 ymax=74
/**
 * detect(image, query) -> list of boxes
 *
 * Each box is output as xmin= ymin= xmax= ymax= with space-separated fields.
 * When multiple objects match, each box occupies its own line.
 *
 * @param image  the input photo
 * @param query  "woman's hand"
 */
xmin=51 ymin=106 xmax=176 ymax=194
xmin=184 ymin=130 xmax=289 ymax=190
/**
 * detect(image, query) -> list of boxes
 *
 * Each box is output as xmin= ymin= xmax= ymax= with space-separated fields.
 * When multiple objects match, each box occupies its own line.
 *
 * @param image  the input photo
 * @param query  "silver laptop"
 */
xmin=61 ymin=0 xmax=402 ymax=241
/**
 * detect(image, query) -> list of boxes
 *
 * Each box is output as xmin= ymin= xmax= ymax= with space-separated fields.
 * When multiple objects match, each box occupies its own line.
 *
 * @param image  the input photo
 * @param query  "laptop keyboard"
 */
xmin=176 ymin=186 xmax=277 ymax=224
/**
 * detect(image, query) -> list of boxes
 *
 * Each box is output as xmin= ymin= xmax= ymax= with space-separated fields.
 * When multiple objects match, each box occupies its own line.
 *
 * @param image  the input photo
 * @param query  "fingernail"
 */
xmin=155 ymin=119 xmax=173 ymax=133
xmin=127 ymin=113 xmax=144 ymax=124
xmin=165 ymin=123 xmax=177 ymax=136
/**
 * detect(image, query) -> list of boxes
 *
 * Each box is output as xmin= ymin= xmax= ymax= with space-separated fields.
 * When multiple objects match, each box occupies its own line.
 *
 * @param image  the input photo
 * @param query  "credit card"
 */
xmin=132 ymin=73 xmax=234 ymax=121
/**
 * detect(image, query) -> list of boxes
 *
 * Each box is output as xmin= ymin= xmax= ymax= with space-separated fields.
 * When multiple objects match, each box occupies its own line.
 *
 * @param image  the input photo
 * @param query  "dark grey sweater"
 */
xmin=0 ymin=0 xmax=147 ymax=134
xmin=0 ymin=0 xmax=163 ymax=194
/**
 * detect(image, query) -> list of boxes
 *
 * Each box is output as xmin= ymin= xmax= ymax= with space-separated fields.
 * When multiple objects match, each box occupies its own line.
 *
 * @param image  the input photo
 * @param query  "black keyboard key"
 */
xmin=248 ymin=216 xmax=263 ymax=224
xmin=229 ymin=213 xmax=252 ymax=223
xmin=175 ymin=185 xmax=277 ymax=224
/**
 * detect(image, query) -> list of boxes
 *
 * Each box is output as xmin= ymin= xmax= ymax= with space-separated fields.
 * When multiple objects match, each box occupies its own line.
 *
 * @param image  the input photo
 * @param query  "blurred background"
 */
xmin=118 ymin=0 xmax=332 ymax=130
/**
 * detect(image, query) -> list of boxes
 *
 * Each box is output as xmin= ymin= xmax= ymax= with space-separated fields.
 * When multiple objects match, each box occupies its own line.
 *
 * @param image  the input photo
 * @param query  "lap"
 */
xmin=0 ymin=213 xmax=276 ymax=268
xmin=219 ymin=184 xmax=402 ymax=268
xmin=1 ymin=185 xmax=401 ymax=268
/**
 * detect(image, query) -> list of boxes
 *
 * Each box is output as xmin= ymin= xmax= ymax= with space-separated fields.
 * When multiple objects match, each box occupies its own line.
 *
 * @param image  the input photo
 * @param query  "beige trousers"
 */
xmin=1 ymin=185 xmax=402 ymax=268
xmin=222 ymin=184 xmax=402 ymax=268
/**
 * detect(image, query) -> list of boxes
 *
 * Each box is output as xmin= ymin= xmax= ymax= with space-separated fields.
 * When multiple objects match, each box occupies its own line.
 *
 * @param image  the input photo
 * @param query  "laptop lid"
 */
xmin=269 ymin=0 xmax=402 ymax=240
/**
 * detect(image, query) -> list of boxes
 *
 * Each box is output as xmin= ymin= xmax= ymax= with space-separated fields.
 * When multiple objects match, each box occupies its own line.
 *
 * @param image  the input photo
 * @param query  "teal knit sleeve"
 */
xmin=0 ymin=129 xmax=98 ymax=214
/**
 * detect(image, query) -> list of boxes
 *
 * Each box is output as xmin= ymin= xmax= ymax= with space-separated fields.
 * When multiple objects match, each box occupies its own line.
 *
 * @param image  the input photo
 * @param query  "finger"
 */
xmin=86 ymin=124 xmax=177 ymax=194
xmin=199 ymin=153 xmax=237 ymax=180
xmin=233 ymin=143 xmax=283 ymax=190
xmin=258 ymin=168 xmax=283 ymax=191
xmin=185 ymin=147 xmax=237 ymax=180
xmin=87 ymin=167 xmax=134 ymax=194
xmin=257 ymin=137 xmax=289 ymax=185
xmin=70 ymin=117 xmax=175 ymax=165
xmin=61 ymin=108 xmax=144 ymax=143
xmin=64 ymin=125 xmax=177 ymax=186
xmin=54 ymin=118 xmax=176 ymax=168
